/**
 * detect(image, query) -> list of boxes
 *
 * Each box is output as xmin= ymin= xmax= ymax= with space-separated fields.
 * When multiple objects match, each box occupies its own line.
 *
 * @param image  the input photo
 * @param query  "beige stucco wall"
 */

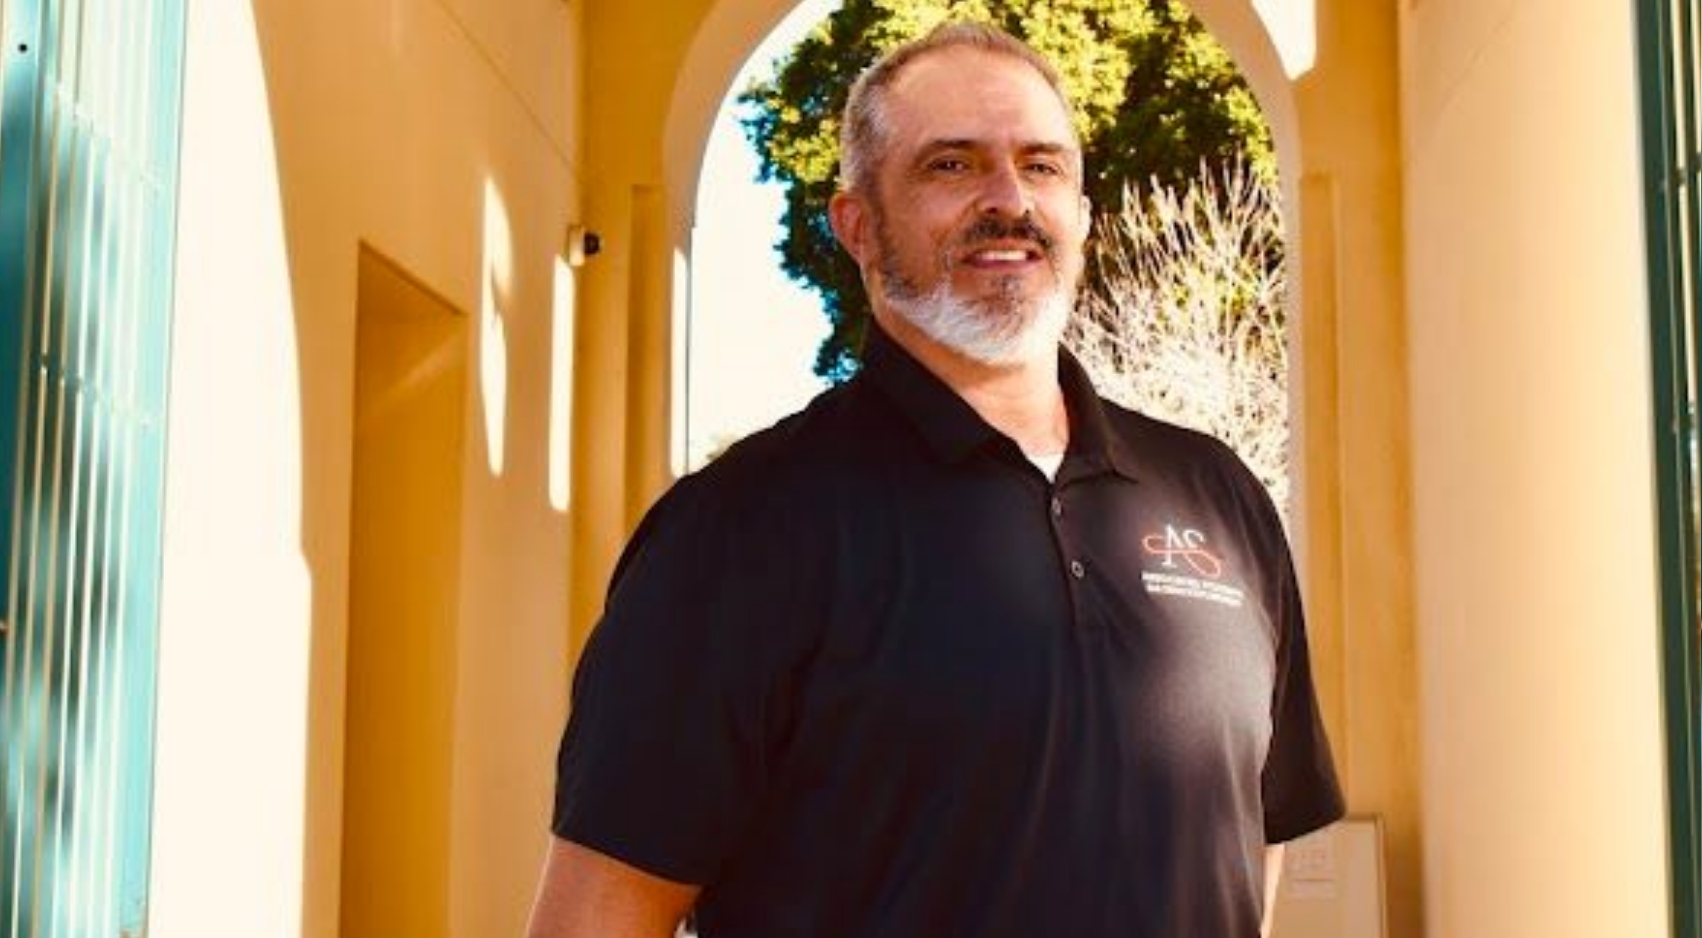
xmin=1287 ymin=2 xmax=1426 ymax=933
xmin=1402 ymin=1 xmax=1670 ymax=936
xmin=140 ymin=0 xmax=1681 ymax=934
xmin=152 ymin=0 xmax=583 ymax=934
xmin=569 ymin=0 xmax=729 ymax=646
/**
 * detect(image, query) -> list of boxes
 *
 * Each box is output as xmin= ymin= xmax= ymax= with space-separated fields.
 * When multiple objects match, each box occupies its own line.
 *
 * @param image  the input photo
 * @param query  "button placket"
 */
xmin=1051 ymin=491 xmax=1083 ymax=581
xmin=1047 ymin=485 xmax=1095 ymax=631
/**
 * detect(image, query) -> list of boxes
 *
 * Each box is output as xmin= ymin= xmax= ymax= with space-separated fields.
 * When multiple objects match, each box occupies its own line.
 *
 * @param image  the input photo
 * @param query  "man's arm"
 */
xmin=1261 ymin=843 xmax=1285 ymax=938
xmin=525 ymin=836 xmax=701 ymax=938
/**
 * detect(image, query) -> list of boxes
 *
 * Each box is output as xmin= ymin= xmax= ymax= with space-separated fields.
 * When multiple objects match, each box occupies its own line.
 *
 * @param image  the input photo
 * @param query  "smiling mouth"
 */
xmin=954 ymin=212 xmax=1058 ymax=270
xmin=963 ymin=245 xmax=1044 ymax=266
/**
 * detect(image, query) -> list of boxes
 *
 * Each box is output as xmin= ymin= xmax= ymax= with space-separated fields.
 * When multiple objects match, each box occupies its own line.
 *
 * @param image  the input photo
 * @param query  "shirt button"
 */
xmin=1050 ymin=496 xmax=1063 ymax=518
xmin=1069 ymin=560 xmax=1085 ymax=579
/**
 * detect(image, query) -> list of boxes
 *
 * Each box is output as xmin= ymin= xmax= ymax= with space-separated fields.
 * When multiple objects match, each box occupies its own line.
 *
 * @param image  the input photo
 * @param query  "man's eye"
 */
xmin=928 ymin=158 xmax=970 ymax=173
xmin=1025 ymin=162 xmax=1064 ymax=176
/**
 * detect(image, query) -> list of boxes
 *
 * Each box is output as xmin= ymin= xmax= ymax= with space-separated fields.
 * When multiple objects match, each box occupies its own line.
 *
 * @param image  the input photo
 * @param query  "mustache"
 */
xmin=956 ymin=214 xmax=1058 ymax=257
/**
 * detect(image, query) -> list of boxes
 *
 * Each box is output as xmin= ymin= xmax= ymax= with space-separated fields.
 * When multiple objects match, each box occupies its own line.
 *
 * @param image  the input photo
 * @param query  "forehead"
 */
xmin=881 ymin=47 xmax=1078 ymax=155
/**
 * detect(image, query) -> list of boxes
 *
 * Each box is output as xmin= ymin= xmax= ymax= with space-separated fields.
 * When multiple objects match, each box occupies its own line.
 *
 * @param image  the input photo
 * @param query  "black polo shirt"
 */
xmin=553 ymin=328 xmax=1344 ymax=938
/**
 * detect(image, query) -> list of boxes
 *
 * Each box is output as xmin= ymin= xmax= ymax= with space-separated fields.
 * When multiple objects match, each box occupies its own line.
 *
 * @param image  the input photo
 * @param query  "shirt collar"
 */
xmin=1057 ymin=348 xmax=1143 ymax=483
xmin=860 ymin=324 xmax=1142 ymax=482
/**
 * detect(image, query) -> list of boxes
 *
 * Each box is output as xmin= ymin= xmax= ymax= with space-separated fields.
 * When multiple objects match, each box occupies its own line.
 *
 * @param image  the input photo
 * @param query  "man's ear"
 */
xmin=828 ymin=191 xmax=871 ymax=266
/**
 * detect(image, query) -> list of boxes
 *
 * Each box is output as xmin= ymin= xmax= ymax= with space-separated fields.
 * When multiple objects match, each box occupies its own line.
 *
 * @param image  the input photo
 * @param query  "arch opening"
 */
xmin=661 ymin=0 xmax=1309 ymax=479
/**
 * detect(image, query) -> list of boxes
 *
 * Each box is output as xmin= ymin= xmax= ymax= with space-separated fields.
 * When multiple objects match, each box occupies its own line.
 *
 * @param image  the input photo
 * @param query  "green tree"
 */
xmin=741 ymin=0 xmax=1272 ymax=381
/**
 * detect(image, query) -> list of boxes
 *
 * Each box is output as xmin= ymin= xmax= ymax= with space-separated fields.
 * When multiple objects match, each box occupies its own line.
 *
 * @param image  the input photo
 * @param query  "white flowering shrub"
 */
xmin=1067 ymin=162 xmax=1291 ymax=516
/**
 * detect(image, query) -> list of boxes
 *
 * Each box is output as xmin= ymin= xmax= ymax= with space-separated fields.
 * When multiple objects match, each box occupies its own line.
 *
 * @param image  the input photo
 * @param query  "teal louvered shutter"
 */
xmin=0 ymin=0 xmax=188 ymax=933
xmin=1639 ymin=0 xmax=1702 ymax=933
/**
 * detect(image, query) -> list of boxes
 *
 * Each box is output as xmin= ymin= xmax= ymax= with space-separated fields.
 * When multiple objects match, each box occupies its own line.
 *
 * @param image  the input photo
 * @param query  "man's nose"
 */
xmin=976 ymin=162 xmax=1033 ymax=218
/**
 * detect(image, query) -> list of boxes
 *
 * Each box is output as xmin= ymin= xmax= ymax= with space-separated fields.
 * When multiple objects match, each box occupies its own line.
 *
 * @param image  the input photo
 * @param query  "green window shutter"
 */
xmin=1638 ymin=0 xmax=1702 ymax=934
xmin=0 ymin=0 xmax=188 ymax=933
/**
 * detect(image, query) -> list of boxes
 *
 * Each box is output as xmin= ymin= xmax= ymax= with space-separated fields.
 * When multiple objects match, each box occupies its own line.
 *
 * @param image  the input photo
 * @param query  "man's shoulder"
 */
xmin=1093 ymin=395 xmax=1284 ymax=519
xmin=699 ymin=376 xmax=895 ymax=477
xmin=1096 ymin=395 xmax=1249 ymax=473
xmin=669 ymin=378 xmax=890 ymax=516
xmin=609 ymin=384 xmax=879 ymax=595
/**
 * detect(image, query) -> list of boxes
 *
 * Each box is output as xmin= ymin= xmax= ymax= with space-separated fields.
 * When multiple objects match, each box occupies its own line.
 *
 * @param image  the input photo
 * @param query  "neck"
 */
xmin=874 ymin=311 xmax=1070 ymax=456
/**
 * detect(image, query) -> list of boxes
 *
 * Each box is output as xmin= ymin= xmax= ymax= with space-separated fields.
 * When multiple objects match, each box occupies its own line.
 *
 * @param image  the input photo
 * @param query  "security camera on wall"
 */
xmin=566 ymin=225 xmax=602 ymax=267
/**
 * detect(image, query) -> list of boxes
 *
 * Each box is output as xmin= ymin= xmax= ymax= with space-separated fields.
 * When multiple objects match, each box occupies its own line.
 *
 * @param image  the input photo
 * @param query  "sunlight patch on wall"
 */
xmin=670 ymin=248 xmax=691 ymax=477
xmin=1253 ymin=0 xmax=1316 ymax=78
xmin=153 ymin=1 xmax=311 ymax=932
xmin=480 ymin=177 xmax=513 ymax=477
xmin=549 ymin=256 xmax=575 ymax=512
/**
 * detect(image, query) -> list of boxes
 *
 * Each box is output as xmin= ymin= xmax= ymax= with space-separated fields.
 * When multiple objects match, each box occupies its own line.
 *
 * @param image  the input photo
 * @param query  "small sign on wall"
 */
xmin=1272 ymin=816 xmax=1387 ymax=938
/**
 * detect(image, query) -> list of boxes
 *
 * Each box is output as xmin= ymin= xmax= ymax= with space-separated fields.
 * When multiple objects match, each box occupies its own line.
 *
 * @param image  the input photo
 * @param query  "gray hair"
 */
xmin=838 ymin=21 xmax=1077 ymax=197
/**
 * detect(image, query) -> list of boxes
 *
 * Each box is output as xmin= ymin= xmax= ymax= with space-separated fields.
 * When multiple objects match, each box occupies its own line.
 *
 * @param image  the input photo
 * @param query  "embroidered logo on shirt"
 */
xmin=1140 ymin=525 xmax=1245 ymax=609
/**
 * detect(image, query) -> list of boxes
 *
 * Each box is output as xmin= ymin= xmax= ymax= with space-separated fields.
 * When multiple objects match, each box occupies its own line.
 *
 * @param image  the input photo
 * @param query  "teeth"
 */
xmin=976 ymin=250 xmax=1029 ymax=262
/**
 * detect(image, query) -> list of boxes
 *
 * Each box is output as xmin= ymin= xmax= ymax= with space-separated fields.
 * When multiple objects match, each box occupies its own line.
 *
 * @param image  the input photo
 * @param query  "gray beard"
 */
xmin=876 ymin=227 xmax=1073 ymax=367
xmin=881 ymin=270 xmax=1072 ymax=367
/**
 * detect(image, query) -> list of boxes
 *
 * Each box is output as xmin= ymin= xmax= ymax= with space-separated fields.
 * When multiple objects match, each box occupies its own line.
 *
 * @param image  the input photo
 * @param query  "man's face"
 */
xmin=835 ymin=47 xmax=1091 ymax=368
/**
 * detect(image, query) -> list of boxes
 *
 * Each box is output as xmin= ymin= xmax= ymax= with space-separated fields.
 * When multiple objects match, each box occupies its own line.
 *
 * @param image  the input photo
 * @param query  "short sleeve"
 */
xmin=551 ymin=475 xmax=797 ymax=884
xmin=1260 ymin=531 xmax=1346 ymax=843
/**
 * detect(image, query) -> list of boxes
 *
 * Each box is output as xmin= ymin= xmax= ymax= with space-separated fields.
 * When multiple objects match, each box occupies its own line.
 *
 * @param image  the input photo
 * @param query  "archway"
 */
xmin=577 ymin=0 xmax=1420 ymax=934
xmin=665 ymin=1 xmax=1301 ymax=244
xmin=665 ymin=1 xmax=1302 ymax=234
xmin=649 ymin=1 xmax=1400 ymax=930
xmin=662 ymin=0 xmax=1308 ymax=473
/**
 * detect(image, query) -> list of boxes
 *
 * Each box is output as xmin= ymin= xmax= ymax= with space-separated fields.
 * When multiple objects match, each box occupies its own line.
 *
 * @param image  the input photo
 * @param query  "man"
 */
xmin=528 ymin=22 xmax=1342 ymax=938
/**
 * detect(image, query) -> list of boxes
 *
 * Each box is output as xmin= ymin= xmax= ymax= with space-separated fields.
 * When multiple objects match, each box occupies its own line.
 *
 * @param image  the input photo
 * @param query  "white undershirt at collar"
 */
xmin=1026 ymin=451 xmax=1065 ymax=481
